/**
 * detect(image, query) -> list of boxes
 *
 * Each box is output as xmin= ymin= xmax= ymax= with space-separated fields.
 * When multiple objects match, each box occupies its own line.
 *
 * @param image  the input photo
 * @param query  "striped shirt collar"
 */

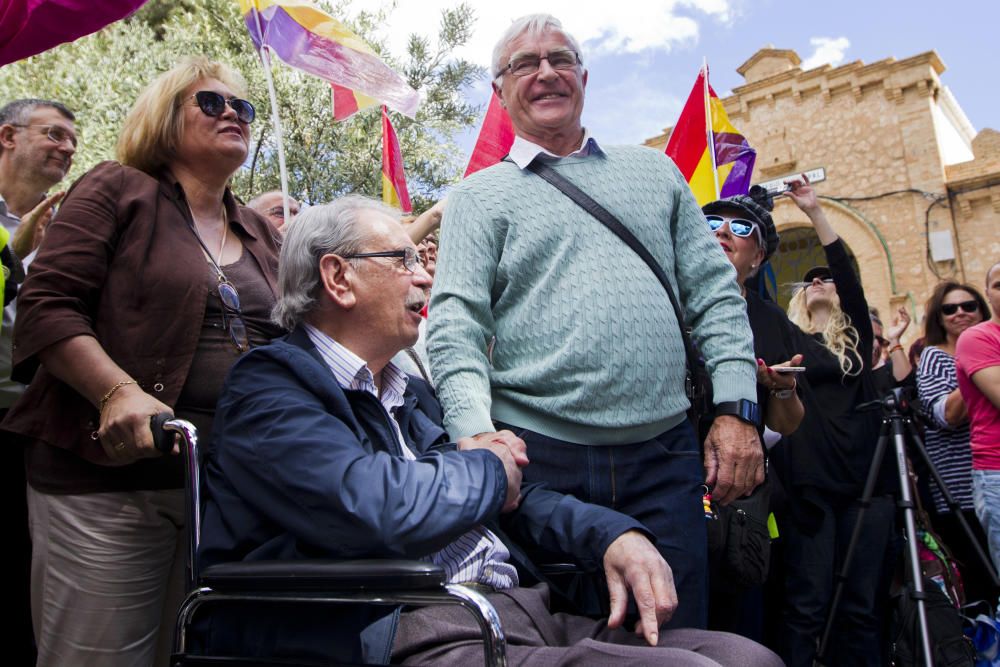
xmin=507 ymin=128 xmax=603 ymax=169
xmin=303 ymin=323 xmax=409 ymax=411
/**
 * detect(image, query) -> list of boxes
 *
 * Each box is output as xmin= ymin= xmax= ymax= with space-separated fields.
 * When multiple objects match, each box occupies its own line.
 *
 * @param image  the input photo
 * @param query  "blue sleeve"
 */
xmin=501 ymin=482 xmax=650 ymax=571
xmin=211 ymin=347 xmax=509 ymax=559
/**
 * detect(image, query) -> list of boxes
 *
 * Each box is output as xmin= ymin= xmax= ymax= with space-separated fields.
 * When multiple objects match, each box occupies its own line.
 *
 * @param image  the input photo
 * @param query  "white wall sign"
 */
xmin=756 ymin=168 xmax=827 ymax=195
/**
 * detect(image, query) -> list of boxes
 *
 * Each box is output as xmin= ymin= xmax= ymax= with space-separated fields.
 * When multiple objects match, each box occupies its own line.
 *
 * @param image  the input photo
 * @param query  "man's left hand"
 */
xmin=604 ymin=530 xmax=676 ymax=646
xmin=12 ymin=191 xmax=63 ymax=258
xmin=703 ymin=415 xmax=764 ymax=505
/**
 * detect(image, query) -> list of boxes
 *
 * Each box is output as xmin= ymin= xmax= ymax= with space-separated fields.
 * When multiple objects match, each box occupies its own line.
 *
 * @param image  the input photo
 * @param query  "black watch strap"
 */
xmin=715 ymin=399 xmax=761 ymax=427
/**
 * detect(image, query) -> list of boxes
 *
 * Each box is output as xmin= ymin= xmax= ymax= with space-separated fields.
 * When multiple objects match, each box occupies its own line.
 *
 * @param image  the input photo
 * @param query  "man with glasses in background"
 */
xmin=248 ymin=189 xmax=300 ymax=234
xmin=0 ymin=97 xmax=76 ymax=665
xmin=427 ymin=14 xmax=760 ymax=629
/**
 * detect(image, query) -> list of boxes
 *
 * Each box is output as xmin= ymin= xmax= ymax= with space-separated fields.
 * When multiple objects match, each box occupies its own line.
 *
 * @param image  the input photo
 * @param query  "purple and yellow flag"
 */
xmin=665 ymin=66 xmax=756 ymax=206
xmin=382 ymin=106 xmax=411 ymax=213
xmin=239 ymin=0 xmax=420 ymax=118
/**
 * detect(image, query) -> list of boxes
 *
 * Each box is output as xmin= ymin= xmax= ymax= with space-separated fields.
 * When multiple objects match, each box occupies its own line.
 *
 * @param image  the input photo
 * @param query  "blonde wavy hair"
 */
xmin=787 ymin=286 xmax=863 ymax=377
xmin=115 ymin=56 xmax=248 ymax=175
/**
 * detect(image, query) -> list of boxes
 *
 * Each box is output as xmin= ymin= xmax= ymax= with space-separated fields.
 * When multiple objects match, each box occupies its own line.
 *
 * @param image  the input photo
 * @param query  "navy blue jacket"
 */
xmin=198 ymin=327 xmax=647 ymax=663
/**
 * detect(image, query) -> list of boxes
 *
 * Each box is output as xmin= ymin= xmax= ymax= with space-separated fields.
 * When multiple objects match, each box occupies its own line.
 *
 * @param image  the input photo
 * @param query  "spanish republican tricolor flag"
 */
xmin=665 ymin=65 xmax=756 ymax=206
xmin=239 ymin=0 xmax=420 ymax=118
xmin=381 ymin=106 xmax=411 ymax=213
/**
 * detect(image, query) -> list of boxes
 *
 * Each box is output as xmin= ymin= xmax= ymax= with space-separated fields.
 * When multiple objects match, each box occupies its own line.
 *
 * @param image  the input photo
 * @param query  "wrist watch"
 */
xmin=714 ymin=399 xmax=761 ymax=427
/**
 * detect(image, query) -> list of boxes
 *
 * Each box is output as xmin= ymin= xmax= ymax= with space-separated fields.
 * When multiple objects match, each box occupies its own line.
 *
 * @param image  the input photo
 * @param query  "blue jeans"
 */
xmin=497 ymin=419 xmax=707 ymax=629
xmin=972 ymin=469 xmax=1000 ymax=577
xmin=778 ymin=493 xmax=896 ymax=667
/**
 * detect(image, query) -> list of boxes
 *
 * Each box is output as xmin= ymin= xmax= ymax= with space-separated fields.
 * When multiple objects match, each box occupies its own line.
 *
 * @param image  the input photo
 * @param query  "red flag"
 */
xmin=0 ymin=0 xmax=148 ymax=67
xmin=381 ymin=106 xmax=411 ymax=213
xmin=464 ymin=92 xmax=515 ymax=178
xmin=330 ymin=82 xmax=378 ymax=122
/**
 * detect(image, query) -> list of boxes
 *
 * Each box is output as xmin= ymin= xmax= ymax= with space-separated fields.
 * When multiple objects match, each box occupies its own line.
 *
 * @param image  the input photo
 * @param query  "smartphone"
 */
xmin=773 ymin=366 xmax=806 ymax=374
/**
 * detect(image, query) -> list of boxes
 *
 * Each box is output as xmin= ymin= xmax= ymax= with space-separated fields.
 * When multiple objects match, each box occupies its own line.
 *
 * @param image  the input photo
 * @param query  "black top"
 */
xmin=769 ymin=240 xmax=886 ymax=511
xmin=745 ymin=287 xmax=803 ymax=436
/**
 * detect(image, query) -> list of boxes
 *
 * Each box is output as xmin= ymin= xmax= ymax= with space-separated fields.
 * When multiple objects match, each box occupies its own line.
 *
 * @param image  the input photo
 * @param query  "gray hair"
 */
xmin=491 ymin=14 xmax=584 ymax=80
xmin=272 ymin=195 xmax=398 ymax=330
xmin=0 ymin=99 xmax=75 ymax=155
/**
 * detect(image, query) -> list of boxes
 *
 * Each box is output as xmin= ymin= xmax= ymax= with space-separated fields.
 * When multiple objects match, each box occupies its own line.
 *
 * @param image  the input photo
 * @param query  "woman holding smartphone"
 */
xmin=772 ymin=176 xmax=895 ymax=667
xmin=703 ymin=188 xmax=804 ymax=438
xmin=701 ymin=187 xmax=803 ymax=641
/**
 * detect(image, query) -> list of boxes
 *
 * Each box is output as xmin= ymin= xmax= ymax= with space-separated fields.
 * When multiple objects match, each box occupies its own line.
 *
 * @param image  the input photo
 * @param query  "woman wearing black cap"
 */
xmin=701 ymin=187 xmax=805 ymax=639
xmin=703 ymin=189 xmax=804 ymax=438
xmin=771 ymin=176 xmax=895 ymax=667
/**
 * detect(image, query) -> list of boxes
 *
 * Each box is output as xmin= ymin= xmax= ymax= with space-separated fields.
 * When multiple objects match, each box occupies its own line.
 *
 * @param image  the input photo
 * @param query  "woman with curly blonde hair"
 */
xmin=769 ymin=176 xmax=895 ymax=667
xmin=786 ymin=273 xmax=863 ymax=377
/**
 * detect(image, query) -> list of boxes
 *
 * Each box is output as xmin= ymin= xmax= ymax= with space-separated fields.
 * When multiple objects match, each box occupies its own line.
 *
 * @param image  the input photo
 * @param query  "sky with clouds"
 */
xmin=349 ymin=0 xmax=996 ymax=155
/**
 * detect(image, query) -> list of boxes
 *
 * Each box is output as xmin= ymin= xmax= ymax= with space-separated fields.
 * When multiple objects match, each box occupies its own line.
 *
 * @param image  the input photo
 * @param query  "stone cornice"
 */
xmin=723 ymin=50 xmax=945 ymax=113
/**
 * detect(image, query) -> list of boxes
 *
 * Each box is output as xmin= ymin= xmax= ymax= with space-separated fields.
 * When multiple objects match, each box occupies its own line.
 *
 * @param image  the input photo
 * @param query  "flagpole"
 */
xmin=703 ymin=58 xmax=721 ymax=200
xmin=252 ymin=7 xmax=291 ymax=221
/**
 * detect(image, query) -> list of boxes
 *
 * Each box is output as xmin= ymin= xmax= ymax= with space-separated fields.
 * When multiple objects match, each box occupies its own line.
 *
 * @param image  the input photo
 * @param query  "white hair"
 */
xmin=491 ymin=13 xmax=584 ymax=80
xmin=272 ymin=195 xmax=397 ymax=330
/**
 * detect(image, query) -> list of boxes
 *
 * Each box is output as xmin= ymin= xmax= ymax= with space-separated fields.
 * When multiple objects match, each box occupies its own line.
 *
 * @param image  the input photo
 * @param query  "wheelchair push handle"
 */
xmin=150 ymin=412 xmax=177 ymax=454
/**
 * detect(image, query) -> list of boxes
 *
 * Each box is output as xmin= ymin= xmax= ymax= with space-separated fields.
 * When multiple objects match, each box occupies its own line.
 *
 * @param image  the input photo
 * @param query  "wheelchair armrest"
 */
xmin=200 ymin=559 xmax=446 ymax=593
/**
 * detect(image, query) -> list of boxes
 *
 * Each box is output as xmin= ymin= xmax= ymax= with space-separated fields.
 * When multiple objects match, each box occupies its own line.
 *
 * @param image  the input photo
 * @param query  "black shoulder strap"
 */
xmin=524 ymin=159 xmax=702 ymax=377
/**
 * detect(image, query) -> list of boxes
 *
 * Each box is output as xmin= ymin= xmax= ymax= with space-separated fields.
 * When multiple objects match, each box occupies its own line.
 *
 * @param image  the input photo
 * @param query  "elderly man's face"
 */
xmin=495 ymin=28 xmax=587 ymax=145
xmin=351 ymin=211 xmax=432 ymax=354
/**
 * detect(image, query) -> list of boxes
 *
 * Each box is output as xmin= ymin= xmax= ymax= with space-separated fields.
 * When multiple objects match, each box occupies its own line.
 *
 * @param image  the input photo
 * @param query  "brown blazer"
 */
xmin=2 ymin=160 xmax=280 ymax=491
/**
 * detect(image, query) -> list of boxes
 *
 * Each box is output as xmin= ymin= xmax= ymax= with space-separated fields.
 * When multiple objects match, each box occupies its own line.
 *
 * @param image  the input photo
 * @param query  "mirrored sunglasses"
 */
xmin=705 ymin=214 xmax=759 ymax=239
xmin=941 ymin=300 xmax=979 ymax=316
xmin=187 ymin=91 xmax=256 ymax=124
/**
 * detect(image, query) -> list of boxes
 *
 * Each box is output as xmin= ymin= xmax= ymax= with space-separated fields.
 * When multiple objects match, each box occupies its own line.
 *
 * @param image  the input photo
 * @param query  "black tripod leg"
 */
xmin=904 ymin=418 xmax=1000 ymax=587
xmin=816 ymin=422 xmax=890 ymax=664
xmin=891 ymin=418 xmax=935 ymax=667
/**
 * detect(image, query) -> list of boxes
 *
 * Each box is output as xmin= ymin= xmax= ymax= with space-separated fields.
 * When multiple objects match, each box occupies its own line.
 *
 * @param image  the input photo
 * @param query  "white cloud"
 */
xmin=800 ymin=36 xmax=850 ymax=70
xmin=347 ymin=1 xmax=735 ymax=68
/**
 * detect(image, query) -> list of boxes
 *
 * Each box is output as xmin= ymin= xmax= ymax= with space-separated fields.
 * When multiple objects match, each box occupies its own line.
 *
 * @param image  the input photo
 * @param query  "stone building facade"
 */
xmin=645 ymin=47 xmax=1000 ymax=339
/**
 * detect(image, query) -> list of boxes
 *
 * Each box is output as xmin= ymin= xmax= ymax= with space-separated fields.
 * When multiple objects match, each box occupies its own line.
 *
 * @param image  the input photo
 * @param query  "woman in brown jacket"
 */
xmin=2 ymin=57 xmax=283 ymax=666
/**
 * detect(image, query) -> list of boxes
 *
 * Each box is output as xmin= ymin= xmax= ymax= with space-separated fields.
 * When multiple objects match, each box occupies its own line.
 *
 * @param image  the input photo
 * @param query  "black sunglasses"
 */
xmin=941 ymin=300 xmax=979 ymax=316
xmin=185 ymin=91 xmax=255 ymax=124
xmin=218 ymin=281 xmax=250 ymax=352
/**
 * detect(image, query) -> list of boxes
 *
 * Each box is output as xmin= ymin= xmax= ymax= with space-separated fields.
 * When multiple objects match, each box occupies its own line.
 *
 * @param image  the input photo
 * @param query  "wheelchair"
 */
xmin=155 ymin=415 xmax=507 ymax=666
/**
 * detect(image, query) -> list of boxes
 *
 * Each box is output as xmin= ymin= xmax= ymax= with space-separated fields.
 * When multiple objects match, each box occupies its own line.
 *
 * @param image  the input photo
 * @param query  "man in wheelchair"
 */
xmin=198 ymin=196 xmax=780 ymax=666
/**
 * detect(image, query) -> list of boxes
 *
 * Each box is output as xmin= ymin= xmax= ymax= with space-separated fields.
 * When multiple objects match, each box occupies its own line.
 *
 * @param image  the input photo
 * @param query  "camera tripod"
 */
xmin=815 ymin=388 xmax=999 ymax=667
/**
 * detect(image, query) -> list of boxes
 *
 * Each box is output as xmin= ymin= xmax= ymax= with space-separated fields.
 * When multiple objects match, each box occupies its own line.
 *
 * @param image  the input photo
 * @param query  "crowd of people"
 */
xmin=2 ymin=11 xmax=999 ymax=667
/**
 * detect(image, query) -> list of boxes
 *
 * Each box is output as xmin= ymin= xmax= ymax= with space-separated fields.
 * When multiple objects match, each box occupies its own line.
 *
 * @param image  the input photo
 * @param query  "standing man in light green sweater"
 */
xmin=427 ymin=13 xmax=761 ymax=630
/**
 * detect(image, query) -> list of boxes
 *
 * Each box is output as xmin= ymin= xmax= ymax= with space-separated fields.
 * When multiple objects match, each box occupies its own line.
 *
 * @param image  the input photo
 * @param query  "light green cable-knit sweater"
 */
xmin=427 ymin=145 xmax=756 ymax=445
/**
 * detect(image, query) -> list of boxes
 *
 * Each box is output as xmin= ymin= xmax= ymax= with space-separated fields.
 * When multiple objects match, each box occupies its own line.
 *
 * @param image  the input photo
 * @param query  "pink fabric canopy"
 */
xmin=0 ymin=0 xmax=147 ymax=68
